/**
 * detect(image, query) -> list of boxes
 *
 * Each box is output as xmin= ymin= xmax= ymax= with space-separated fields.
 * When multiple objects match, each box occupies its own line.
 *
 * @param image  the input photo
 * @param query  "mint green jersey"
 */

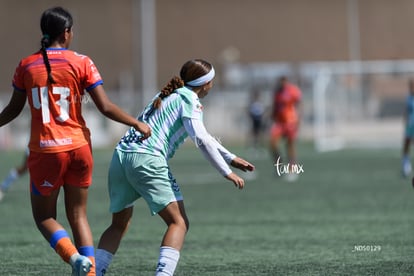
xmin=117 ymin=86 xmax=203 ymax=159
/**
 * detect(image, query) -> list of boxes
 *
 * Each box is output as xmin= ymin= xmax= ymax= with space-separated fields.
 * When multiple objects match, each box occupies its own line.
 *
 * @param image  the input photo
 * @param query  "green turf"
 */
xmin=0 ymin=142 xmax=413 ymax=275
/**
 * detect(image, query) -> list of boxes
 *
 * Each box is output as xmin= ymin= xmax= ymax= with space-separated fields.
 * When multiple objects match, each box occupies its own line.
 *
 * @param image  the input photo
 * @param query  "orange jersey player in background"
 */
xmin=0 ymin=6 xmax=150 ymax=276
xmin=269 ymin=76 xmax=302 ymax=180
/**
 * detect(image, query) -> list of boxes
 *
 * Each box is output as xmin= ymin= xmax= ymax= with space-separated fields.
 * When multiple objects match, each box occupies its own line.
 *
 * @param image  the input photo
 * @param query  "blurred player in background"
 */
xmin=269 ymin=76 xmax=302 ymax=181
xmin=401 ymin=79 xmax=414 ymax=178
xmin=0 ymin=6 xmax=150 ymax=276
xmin=95 ymin=59 xmax=255 ymax=276
xmin=0 ymin=149 xmax=29 ymax=201
xmin=247 ymin=87 xmax=266 ymax=154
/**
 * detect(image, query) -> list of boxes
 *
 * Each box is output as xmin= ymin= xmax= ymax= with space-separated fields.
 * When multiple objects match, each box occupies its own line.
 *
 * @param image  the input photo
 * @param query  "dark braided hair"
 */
xmin=152 ymin=76 xmax=184 ymax=109
xmin=151 ymin=59 xmax=212 ymax=109
xmin=40 ymin=7 xmax=73 ymax=84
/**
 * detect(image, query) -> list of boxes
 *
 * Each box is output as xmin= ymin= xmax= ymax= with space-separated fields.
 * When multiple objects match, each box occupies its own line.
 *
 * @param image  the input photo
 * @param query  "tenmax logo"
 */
xmin=274 ymin=157 xmax=304 ymax=176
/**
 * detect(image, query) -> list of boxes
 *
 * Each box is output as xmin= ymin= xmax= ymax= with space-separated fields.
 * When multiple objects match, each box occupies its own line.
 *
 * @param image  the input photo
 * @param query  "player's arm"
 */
xmin=214 ymin=138 xmax=254 ymax=172
xmin=183 ymin=117 xmax=253 ymax=189
xmin=88 ymin=85 xmax=151 ymax=139
xmin=183 ymin=117 xmax=232 ymax=175
xmin=0 ymin=89 xmax=27 ymax=127
xmin=183 ymin=117 xmax=239 ymax=187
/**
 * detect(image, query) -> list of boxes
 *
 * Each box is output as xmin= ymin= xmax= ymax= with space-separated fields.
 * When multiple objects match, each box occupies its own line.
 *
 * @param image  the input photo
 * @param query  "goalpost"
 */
xmin=302 ymin=60 xmax=414 ymax=151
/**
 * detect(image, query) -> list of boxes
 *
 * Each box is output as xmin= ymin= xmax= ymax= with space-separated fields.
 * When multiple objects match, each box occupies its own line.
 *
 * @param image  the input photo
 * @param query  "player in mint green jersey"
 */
xmin=95 ymin=59 xmax=255 ymax=276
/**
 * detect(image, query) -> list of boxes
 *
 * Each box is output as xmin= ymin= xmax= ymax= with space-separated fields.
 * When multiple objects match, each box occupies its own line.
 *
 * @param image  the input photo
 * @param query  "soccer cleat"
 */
xmin=72 ymin=255 xmax=92 ymax=276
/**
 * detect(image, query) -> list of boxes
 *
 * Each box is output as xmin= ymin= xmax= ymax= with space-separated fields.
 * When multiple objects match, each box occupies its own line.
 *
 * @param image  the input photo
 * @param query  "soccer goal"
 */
xmin=301 ymin=60 xmax=414 ymax=151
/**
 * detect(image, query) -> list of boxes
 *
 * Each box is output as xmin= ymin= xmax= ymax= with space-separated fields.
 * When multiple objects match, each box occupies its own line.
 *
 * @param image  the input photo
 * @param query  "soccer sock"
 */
xmin=79 ymin=246 xmax=96 ymax=276
xmin=50 ymin=229 xmax=78 ymax=263
xmin=95 ymin=248 xmax=113 ymax=276
xmin=155 ymin=246 xmax=180 ymax=276
xmin=1 ymin=168 xmax=18 ymax=191
xmin=403 ymin=155 xmax=410 ymax=164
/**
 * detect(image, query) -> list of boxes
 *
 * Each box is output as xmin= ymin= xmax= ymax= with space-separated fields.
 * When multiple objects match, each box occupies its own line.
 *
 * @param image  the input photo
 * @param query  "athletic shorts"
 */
xmin=270 ymin=122 xmax=298 ymax=141
xmin=28 ymin=144 xmax=93 ymax=196
xmin=108 ymin=149 xmax=183 ymax=215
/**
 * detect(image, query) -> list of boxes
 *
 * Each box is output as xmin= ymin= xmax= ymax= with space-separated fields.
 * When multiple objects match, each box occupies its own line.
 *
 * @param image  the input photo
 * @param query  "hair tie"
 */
xmin=186 ymin=67 xmax=215 ymax=87
xmin=43 ymin=34 xmax=50 ymax=40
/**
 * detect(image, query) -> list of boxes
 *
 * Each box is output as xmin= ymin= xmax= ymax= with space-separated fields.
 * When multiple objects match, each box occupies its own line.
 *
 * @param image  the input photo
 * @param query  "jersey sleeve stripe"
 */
xmin=12 ymin=83 xmax=26 ymax=93
xmin=85 ymin=80 xmax=103 ymax=92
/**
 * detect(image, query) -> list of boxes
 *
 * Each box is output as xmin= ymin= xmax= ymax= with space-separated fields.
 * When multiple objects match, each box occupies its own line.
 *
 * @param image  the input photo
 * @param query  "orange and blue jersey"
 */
xmin=12 ymin=48 xmax=103 ymax=153
xmin=272 ymin=83 xmax=301 ymax=124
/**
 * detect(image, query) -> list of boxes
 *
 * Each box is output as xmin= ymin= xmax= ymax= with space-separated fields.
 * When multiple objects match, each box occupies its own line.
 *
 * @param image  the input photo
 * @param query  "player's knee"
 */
xmin=173 ymin=216 xmax=189 ymax=233
xmin=111 ymin=211 xmax=132 ymax=231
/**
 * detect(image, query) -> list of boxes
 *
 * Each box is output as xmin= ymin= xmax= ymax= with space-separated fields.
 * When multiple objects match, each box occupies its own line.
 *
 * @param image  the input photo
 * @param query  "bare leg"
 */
xmin=31 ymin=189 xmax=63 ymax=241
xmin=64 ymin=185 xmax=94 ymax=248
xmin=403 ymin=137 xmax=411 ymax=157
xmin=155 ymin=201 xmax=188 ymax=275
xmin=95 ymin=207 xmax=133 ymax=276
xmin=269 ymin=134 xmax=282 ymax=163
xmin=287 ymin=138 xmax=296 ymax=164
xmin=158 ymin=200 xmax=189 ymax=250
xmin=97 ymin=207 xmax=133 ymax=254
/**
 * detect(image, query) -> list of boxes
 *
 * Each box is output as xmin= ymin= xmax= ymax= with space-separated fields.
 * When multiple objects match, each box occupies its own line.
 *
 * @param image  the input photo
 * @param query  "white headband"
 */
xmin=186 ymin=67 xmax=215 ymax=86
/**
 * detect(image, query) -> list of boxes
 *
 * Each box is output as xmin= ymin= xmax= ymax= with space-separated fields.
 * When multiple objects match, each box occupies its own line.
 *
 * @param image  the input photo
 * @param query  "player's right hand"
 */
xmin=136 ymin=121 xmax=151 ymax=140
xmin=225 ymin=172 xmax=245 ymax=190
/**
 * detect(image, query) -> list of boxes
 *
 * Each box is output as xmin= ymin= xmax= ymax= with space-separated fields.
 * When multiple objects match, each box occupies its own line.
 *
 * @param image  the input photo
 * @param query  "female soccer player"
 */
xmin=95 ymin=59 xmax=255 ymax=276
xmin=269 ymin=76 xmax=302 ymax=181
xmin=402 ymin=79 xmax=414 ymax=178
xmin=0 ymin=7 xmax=150 ymax=276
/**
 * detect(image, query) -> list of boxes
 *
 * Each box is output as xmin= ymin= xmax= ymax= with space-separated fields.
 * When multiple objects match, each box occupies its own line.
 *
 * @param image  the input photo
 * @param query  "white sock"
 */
xmin=96 ymin=248 xmax=113 ymax=276
xmin=155 ymin=246 xmax=180 ymax=276
xmin=1 ymin=168 xmax=18 ymax=191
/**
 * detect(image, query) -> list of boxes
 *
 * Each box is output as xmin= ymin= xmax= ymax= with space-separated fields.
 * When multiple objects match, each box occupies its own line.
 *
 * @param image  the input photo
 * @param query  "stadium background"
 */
xmin=0 ymin=0 xmax=413 ymax=149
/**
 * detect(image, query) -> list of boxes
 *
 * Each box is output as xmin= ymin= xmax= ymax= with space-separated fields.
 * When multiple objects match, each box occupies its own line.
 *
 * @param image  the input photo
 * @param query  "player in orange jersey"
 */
xmin=269 ymin=76 xmax=302 ymax=181
xmin=0 ymin=7 xmax=150 ymax=276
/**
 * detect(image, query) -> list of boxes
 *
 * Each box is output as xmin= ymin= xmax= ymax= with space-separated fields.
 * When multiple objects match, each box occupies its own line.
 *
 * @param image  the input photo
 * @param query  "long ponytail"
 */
xmin=40 ymin=35 xmax=55 ymax=84
xmin=152 ymin=76 xmax=184 ymax=109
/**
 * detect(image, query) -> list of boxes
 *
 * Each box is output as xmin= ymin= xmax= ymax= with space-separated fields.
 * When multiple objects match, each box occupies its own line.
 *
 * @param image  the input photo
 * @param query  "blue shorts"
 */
xmin=107 ymin=149 xmax=183 ymax=215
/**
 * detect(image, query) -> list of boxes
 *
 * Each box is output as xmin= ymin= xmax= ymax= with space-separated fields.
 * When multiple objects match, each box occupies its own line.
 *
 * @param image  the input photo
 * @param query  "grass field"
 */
xmin=0 ymin=142 xmax=413 ymax=275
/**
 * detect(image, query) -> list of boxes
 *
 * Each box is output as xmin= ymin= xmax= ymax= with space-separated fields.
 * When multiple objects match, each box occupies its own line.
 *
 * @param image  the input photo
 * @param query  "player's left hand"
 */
xmin=230 ymin=157 xmax=255 ymax=172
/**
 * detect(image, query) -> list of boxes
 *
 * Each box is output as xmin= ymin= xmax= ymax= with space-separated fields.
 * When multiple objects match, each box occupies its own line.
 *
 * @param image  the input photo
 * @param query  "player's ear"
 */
xmin=63 ymin=28 xmax=72 ymax=41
